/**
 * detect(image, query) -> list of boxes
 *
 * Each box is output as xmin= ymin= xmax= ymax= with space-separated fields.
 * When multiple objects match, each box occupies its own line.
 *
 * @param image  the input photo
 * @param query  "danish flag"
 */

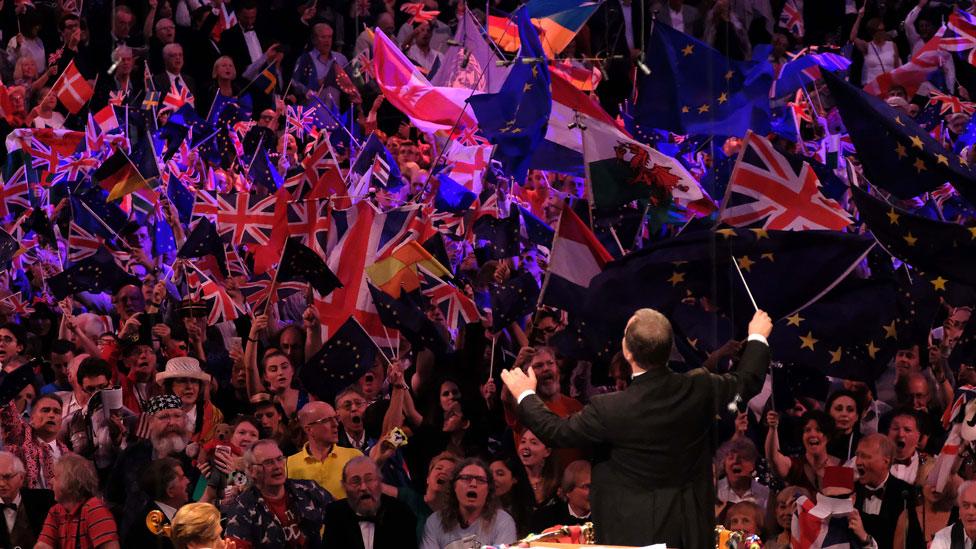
xmin=53 ymin=60 xmax=93 ymax=114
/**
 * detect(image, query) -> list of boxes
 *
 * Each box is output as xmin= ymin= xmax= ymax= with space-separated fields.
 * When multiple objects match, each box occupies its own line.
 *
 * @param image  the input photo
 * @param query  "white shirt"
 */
xmin=567 ymin=503 xmax=590 ymax=520
xmin=890 ymin=452 xmax=920 ymax=485
xmin=716 ymin=477 xmax=770 ymax=510
xmin=931 ymin=524 xmax=973 ymax=549
xmin=2 ymin=493 xmax=21 ymax=533
xmin=669 ymin=6 xmax=685 ymax=33
xmin=155 ymin=500 xmax=178 ymax=521
xmin=860 ymin=475 xmax=888 ymax=515
xmin=242 ymin=27 xmax=263 ymax=64
xmin=358 ymin=517 xmax=375 ymax=549
xmin=166 ymin=71 xmax=186 ymax=92
xmin=621 ymin=1 xmax=635 ymax=51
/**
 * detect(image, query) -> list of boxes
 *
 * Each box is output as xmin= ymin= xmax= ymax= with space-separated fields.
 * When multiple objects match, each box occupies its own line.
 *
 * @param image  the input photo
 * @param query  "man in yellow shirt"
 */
xmin=287 ymin=401 xmax=363 ymax=499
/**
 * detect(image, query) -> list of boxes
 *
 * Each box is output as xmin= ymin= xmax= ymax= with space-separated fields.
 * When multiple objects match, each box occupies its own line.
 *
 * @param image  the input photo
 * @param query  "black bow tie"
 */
xmin=864 ymin=486 xmax=885 ymax=499
xmin=0 ymin=503 xmax=16 ymax=511
xmin=357 ymin=515 xmax=377 ymax=523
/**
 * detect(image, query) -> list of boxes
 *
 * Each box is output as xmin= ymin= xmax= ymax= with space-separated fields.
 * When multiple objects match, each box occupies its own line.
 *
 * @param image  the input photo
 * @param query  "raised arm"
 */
xmin=764 ymin=410 xmax=792 ymax=479
xmin=244 ymin=314 xmax=269 ymax=396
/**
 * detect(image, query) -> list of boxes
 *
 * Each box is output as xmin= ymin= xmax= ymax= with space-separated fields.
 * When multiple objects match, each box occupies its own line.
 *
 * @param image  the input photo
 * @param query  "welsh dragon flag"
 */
xmin=582 ymin=116 xmax=716 ymax=218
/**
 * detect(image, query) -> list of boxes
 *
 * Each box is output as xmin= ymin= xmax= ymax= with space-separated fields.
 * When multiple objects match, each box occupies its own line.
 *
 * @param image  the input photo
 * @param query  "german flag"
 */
xmin=93 ymin=149 xmax=148 ymax=202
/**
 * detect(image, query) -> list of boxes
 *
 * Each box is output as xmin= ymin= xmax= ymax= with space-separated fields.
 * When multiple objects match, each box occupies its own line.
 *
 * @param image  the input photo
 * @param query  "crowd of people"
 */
xmin=0 ymin=0 xmax=975 ymax=548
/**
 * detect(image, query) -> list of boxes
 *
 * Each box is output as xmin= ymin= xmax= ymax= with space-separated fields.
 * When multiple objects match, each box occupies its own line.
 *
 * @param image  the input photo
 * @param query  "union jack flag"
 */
xmin=286 ymin=105 xmax=317 ymax=141
xmin=238 ymin=268 xmax=304 ymax=311
xmin=213 ymin=192 xmax=279 ymax=246
xmin=67 ymin=221 xmax=103 ymax=262
xmin=199 ymin=270 xmax=246 ymax=325
xmin=1 ymin=292 xmax=34 ymax=316
xmin=420 ymin=270 xmax=480 ymax=334
xmin=0 ymin=167 xmax=31 ymax=218
xmin=162 ymin=84 xmax=194 ymax=111
xmin=719 ymin=131 xmax=852 ymax=231
xmin=286 ymin=199 xmax=330 ymax=258
xmin=928 ymin=90 xmax=976 ymax=115
xmin=108 ymin=90 xmax=127 ymax=107
xmin=778 ymin=0 xmax=804 ymax=37
xmin=929 ymin=183 xmax=958 ymax=209
xmin=51 ymin=153 xmax=98 ymax=183
xmin=27 ymin=139 xmax=60 ymax=173
xmin=944 ymin=8 xmax=976 ymax=66
xmin=191 ymin=189 xmax=220 ymax=220
xmin=316 ymin=202 xmax=419 ymax=346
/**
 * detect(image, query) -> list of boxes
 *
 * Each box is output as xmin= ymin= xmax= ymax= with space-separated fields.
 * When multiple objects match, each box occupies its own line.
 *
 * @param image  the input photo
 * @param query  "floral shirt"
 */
xmin=222 ymin=479 xmax=333 ymax=548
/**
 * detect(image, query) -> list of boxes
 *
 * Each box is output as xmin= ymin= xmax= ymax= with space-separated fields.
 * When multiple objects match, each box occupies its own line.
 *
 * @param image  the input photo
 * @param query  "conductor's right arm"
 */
xmin=501 ymin=367 xmax=607 ymax=448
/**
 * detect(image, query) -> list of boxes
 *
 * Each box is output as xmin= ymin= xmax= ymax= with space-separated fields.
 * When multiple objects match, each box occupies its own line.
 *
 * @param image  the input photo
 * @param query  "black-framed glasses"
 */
xmin=457 ymin=474 xmax=488 ymax=485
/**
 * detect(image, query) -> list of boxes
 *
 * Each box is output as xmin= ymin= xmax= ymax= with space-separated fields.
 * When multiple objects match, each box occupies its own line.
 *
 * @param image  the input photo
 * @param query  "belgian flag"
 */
xmin=93 ymin=149 xmax=148 ymax=202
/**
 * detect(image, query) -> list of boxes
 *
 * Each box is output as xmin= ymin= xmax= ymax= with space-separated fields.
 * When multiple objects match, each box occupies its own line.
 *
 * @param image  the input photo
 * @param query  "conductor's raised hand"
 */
xmin=748 ymin=309 xmax=773 ymax=338
xmin=500 ymin=365 xmax=537 ymax=400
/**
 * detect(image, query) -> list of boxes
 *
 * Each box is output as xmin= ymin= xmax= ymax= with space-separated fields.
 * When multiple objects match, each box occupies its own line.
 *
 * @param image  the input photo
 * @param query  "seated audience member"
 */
xmin=529 ymin=460 xmax=591 ymax=533
xmin=0 ymin=450 xmax=55 ymax=548
xmin=35 ymin=454 xmax=120 ymax=549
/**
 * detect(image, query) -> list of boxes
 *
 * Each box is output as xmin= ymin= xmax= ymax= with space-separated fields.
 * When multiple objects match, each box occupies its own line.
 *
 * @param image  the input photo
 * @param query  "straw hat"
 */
xmin=156 ymin=357 xmax=212 ymax=384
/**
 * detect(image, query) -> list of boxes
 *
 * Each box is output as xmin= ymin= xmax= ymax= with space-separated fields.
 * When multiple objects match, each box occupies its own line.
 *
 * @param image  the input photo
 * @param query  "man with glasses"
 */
xmin=224 ymin=439 xmax=332 ymax=548
xmin=322 ymin=456 xmax=417 ymax=549
xmin=336 ymin=386 xmax=373 ymax=453
xmin=0 ymin=451 xmax=55 ymax=548
xmin=287 ymin=401 xmax=363 ymax=499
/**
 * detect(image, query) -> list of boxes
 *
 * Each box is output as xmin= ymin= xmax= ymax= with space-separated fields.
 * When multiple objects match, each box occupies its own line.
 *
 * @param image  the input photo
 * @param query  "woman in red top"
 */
xmin=35 ymin=454 xmax=119 ymax=549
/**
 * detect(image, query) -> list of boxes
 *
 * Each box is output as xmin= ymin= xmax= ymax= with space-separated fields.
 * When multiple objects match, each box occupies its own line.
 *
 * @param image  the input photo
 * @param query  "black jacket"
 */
xmin=0 ymin=488 xmax=55 ymax=549
xmin=322 ymin=495 xmax=418 ymax=549
xmin=516 ymin=339 xmax=770 ymax=547
xmin=855 ymin=474 xmax=914 ymax=549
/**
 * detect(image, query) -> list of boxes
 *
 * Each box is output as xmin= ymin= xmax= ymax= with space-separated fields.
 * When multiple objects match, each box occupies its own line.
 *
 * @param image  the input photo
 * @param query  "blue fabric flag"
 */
xmin=167 ymin=177 xmax=196 ymax=226
xmin=70 ymin=185 xmax=128 ymax=241
xmin=434 ymin=174 xmax=476 ymax=213
xmin=349 ymin=133 xmax=403 ymax=190
xmin=518 ymin=205 xmax=554 ymax=247
xmin=633 ymin=22 xmax=772 ymax=137
xmin=247 ymin=148 xmax=283 ymax=192
xmin=468 ymin=6 xmax=552 ymax=183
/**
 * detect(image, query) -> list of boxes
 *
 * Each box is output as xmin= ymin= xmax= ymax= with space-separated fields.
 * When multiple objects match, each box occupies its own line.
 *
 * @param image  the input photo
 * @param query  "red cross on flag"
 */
xmin=53 ymin=60 xmax=93 ymax=114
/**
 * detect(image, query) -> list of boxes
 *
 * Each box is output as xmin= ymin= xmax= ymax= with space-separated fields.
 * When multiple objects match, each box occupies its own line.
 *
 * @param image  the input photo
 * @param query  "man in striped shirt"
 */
xmin=35 ymin=454 xmax=119 ymax=549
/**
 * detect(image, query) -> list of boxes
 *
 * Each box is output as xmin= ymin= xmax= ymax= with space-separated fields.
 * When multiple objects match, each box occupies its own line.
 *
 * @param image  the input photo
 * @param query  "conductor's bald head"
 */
xmin=622 ymin=309 xmax=673 ymax=372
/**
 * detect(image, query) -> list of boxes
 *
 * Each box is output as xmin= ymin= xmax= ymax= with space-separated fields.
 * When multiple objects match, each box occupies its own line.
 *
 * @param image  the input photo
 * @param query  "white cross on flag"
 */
xmin=53 ymin=60 xmax=93 ymax=114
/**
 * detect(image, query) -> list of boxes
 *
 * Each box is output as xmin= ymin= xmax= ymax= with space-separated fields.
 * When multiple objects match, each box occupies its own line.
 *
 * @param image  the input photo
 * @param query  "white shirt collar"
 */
xmin=155 ymin=500 xmax=179 ymax=521
xmin=567 ymin=503 xmax=590 ymax=520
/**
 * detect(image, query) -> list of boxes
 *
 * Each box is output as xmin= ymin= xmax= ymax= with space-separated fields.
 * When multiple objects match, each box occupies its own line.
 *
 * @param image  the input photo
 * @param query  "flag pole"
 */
xmin=489 ymin=334 xmax=497 ymax=379
xmin=732 ymin=254 xmax=759 ymax=312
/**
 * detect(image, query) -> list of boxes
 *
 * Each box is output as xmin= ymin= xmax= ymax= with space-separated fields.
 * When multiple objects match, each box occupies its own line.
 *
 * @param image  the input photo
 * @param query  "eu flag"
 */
xmin=299 ymin=317 xmax=378 ymax=403
xmin=178 ymin=218 xmax=228 ymax=277
xmin=368 ymin=284 xmax=449 ymax=355
xmin=276 ymin=238 xmax=343 ymax=297
xmin=434 ymin=174 xmax=476 ymax=214
xmin=824 ymin=70 xmax=976 ymax=202
xmin=47 ymin=247 xmax=140 ymax=300
xmin=468 ymin=6 xmax=551 ymax=183
xmin=632 ymin=22 xmax=772 ymax=137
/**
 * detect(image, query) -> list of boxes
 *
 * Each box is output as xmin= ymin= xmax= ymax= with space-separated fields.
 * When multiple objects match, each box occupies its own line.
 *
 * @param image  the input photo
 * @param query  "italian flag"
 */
xmin=582 ymin=116 xmax=716 ymax=218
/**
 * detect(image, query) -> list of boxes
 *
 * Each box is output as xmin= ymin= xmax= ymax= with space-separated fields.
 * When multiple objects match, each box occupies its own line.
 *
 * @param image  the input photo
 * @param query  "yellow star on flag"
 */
xmin=913 ymin=158 xmax=927 ymax=172
xmin=681 ymin=105 xmax=690 ymax=113
xmin=903 ymin=232 xmax=918 ymax=246
xmin=909 ymin=135 xmax=924 ymax=149
xmin=737 ymin=256 xmax=755 ymax=272
xmin=894 ymin=143 xmax=907 ymax=159
xmin=886 ymin=209 xmax=900 ymax=225
xmin=750 ymin=228 xmax=769 ymax=239
xmin=830 ymin=347 xmax=843 ymax=364
xmin=937 ymin=154 xmax=949 ymax=166
xmin=761 ymin=252 xmax=775 ymax=262
xmin=786 ymin=313 xmax=803 ymax=327
xmin=931 ymin=276 xmax=948 ymax=291
xmin=718 ymin=92 xmax=728 ymax=104
xmin=799 ymin=332 xmax=818 ymax=351
xmin=969 ymin=227 xmax=976 ymax=240
xmin=668 ymin=271 xmax=685 ymax=287
xmin=682 ymin=44 xmax=694 ymax=56
xmin=716 ymin=228 xmax=736 ymax=239
xmin=698 ymin=103 xmax=710 ymax=114
xmin=867 ymin=341 xmax=880 ymax=359
xmin=882 ymin=321 xmax=898 ymax=339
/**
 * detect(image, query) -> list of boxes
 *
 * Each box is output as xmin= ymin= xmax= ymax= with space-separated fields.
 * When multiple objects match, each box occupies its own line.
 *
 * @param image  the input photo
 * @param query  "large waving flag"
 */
xmin=865 ymin=26 xmax=948 ymax=97
xmin=823 ymin=70 xmax=976 ymax=203
xmin=719 ymin=131 xmax=851 ymax=231
xmin=539 ymin=206 xmax=612 ymax=314
xmin=372 ymin=29 xmax=479 ymax=134
xmin=432 ymin=9 xmax=510 ymax=93
xmin=469 ymin=6 xmax=551 ymax=182
xmin=582 ymin=114 xmax=716 ymax=217
xmin=486 ymin=0 xmax=600 ymax=58
xmin=633 ymin=22 xmax=772 ymax=137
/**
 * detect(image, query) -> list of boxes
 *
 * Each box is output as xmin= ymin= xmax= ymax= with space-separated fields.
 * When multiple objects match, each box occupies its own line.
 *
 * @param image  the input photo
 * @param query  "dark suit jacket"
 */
xmin=855 ymin=474 xmax=913 ymax=549
xmin=220 ymin=24 xmax=270 ymax=75
xmin=123 ymin=501 xmax=174 ymax=549
xmin=529 ymin=501 xmax=589 ymax=534
xmin=151 ymin=72 xmax=198 ymax=98
xmin=517 ymin=339 xmax=770 ymax=547
xmin=322 ymin=495 xmax=418 ymax=549
xmin=0 ymin=488 xmax=55 ymax=549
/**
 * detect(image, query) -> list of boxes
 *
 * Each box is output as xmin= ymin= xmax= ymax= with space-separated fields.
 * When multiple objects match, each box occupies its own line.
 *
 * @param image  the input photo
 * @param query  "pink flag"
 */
xmin=372 ymin=29 xmax=479 ymax=134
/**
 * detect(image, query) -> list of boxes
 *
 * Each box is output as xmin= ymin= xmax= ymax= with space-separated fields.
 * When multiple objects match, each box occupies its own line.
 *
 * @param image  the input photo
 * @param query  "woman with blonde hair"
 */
xmin=170 ymin=502 xmax=236 ymax=549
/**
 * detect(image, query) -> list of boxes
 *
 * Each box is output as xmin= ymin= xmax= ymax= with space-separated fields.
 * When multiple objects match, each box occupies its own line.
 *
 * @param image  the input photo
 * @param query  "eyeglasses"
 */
xmin=83 ymin=383 xmax=110 ymax=394
xmin=457 ymin=474 xmax=488 ymax=485
xmin=257 ymin=455 xmax=286 ymax=468
xmin=346 ymin=474 xmax=378 ymax=488
xmin=339 ymin=399 xmax=366 ymax=411
xmin=306 ymin=415 xmax=338 ymax=427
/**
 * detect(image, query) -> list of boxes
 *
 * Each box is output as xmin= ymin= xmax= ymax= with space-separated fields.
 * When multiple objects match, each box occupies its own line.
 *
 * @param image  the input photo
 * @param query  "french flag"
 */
xmin=539 ymin=206 xmax=612 ymax=314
